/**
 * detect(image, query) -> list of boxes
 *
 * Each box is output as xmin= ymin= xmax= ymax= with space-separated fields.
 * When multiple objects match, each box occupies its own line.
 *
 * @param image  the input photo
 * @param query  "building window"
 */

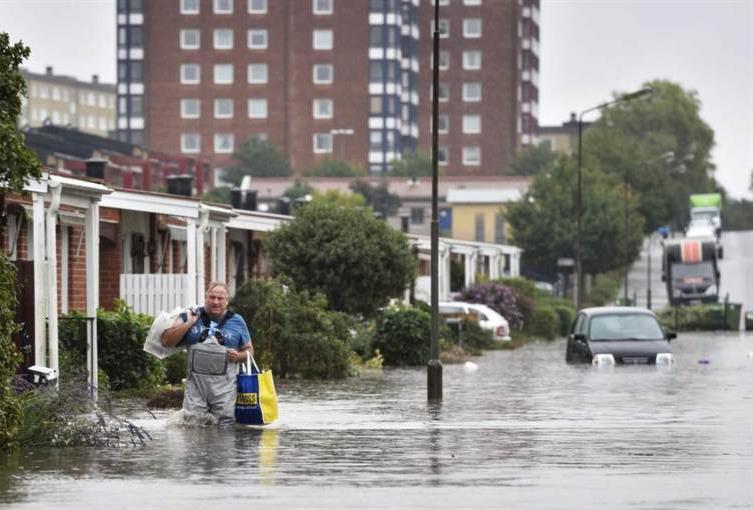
xmin=463 ymin=115 xmax=481 ymax=134
xmin=181 ymin=0 xmax=200 ymax=14
xmin=495 ymin=213 xmax=505 ymax=244
xmin=213 ymin=29 xmax=234 ymax=49
xmin=463 ymin=18 xmax=482 ymax=38
xmin=181 ymin=133 xmax=200 ymax=153
xmin=437 ymin=114 xmax=449 ymax=134
xmin=464 ymin=0 xmax=482 ymax=4
xmin=438 ymin=146 xmax=448 ymax=165
xmin=432 ymin=50 xmax=450 ymax=70
xmin=214 ymin=0 xmax=233 ymax=14
xmin=313 ymin=133 xmax=333 ymax=153
xmin=129 ymin=26 xmax=144 ymax=47
xmin=313 ymin=64 xmax=333 ymax=84
xmin=313 ymin=98 xmax=333 ymax=119
xmin=129 ymin=62 xmax=144 ymax=82
xmin=369 ymin=130 xmax=382 ymax=150
xmin=313 ymin=30 xmax=333 ymax=50
xmin=430 ymin=19 xmax=449 ymax=38
xmin=248 ymin=0 xmax=267 ymax=13
xmin=463 ymin=82 xmax=482 ymax=102
xmin=130 ymin=96 xmax=144 ymax=116
xmin=181 ymin=98 xmax=200 ymax=118
xmin=214 ymin=98 xmax=234 ymax=118
xmin=410 ymin=207 xmax=424 ymax=225
xmin=463 ymin=50 xmax=481 ymax=70
xmin=475 ymin=213 xmax=485 ymax=242
xmin=180 ymin=64 xmax=201 ymax=84
xmin=247 ymin=29 xmax=268 ymax=49
xmin=432 ymin=82 xmax=449 ymax=102
xmin=369 ymin=96 xmax=382 ymax=114
xmin=180 ymin=29 xmax=200 ymax=49
xmin=213 ymin=64 xmax=234 ymax=84
xmin=214 ymin=133 xmax=234 ymax=153
xmin=313 ymin=0 xmax=333 ymax=14
xmin=247 ymin=63 xmax=268 ymax=83
xmin=463 ymin=146 xmax=481 ymax=165
xmin=247 ymin=98 xmax=268 ymax=118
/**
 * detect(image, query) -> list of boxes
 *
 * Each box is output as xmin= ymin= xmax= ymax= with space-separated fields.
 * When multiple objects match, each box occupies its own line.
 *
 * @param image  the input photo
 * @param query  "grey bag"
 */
xmin=188 ymin=341 xmax=228 ymax=376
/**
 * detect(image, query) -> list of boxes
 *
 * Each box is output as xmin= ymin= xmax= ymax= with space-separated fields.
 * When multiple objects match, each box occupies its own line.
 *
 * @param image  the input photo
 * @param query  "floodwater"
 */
xmin=1 ymin=332 xmax=752 ymax=509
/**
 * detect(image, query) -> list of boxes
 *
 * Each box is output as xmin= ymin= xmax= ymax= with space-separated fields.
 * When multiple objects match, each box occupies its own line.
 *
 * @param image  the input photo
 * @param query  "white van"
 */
xmin=438 ymin=301 xmax=511 ymax=342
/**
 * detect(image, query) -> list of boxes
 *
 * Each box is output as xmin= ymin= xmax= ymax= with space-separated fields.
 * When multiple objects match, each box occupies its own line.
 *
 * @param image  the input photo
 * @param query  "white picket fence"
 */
xmin=120 ymin=273 xmax=192 ymax=317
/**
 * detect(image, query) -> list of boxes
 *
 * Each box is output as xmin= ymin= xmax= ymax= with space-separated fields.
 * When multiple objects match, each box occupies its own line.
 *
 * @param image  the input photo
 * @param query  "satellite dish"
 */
xmin=240 ymin=175 xmax=253 ymax=190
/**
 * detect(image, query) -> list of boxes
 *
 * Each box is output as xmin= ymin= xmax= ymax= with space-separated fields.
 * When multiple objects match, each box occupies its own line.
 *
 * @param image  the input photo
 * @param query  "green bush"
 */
xmin=584 ymin=271 xmax=622 ymax=307
xmin=456 ymin=319 xmax=495 ymax=355
xmin=163 ymin=351 xmax=187 ymax=385
xmin=231 ymin=278 xmax=351 ymax=379
xmin=373 ymin=305 xmax=432 ymax=366
xmin=59 ymin=300 xmax=164 ymax=391
xmin=0 ymin=254 xmax=21 ymax=449
xmin=552 ymin=304 xmax=576 ymax=337
xmin=526 ymin=304 xmax=558 ymax=340
xmin=656 ymin=305 xmax=725 ymax=331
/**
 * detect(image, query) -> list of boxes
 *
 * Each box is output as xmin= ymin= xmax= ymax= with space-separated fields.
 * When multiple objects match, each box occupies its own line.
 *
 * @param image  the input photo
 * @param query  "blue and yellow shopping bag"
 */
xmin=236 ymin=356 xmax=278 ymax=425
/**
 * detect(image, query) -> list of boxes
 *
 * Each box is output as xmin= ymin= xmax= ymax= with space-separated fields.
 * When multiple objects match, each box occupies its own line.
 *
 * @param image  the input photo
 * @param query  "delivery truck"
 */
xmin=662 ymin=238 xmax=720 ymax=306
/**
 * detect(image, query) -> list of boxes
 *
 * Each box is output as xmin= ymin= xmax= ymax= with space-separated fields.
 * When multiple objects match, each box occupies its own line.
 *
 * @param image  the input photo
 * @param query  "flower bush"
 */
xmin=458 ymin=282 xmax=531 ymax=330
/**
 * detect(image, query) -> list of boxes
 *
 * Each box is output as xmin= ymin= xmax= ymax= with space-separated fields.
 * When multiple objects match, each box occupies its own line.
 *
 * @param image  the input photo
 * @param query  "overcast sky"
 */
xmin=1 ymin=0 xmax=751 ymax=198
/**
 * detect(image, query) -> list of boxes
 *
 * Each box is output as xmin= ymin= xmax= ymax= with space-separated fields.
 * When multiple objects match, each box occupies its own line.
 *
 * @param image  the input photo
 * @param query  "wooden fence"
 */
xmin=119 ymin=273 xmax=192 ymax=317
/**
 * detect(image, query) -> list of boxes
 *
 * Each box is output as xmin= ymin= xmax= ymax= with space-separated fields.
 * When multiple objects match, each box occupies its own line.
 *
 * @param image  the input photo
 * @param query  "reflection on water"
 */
xmin=1 ymin=332 xmax=752 ymax=508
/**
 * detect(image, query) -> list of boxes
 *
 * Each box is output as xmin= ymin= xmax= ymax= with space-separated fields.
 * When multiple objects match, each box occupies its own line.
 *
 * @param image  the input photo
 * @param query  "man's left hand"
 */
xmin=227 ymin=349 xmax=249 ymax=363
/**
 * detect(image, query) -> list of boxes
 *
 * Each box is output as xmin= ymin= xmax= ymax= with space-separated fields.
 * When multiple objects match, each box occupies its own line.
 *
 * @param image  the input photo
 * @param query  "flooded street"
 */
xmin=2 ymin=332 xmax=752 ymax=509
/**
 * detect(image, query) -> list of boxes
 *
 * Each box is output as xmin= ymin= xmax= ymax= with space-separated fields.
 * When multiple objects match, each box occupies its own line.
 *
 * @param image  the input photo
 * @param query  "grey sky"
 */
xmin=1 ymin=0 xmax=751 ymax=198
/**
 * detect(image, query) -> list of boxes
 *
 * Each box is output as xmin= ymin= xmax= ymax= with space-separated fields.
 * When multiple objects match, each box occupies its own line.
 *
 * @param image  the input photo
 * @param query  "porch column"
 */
xmin=209 ymin=227 xmax=217 ymax=282
xmin=196 ymin=210 xmax=208 ymax=297
xmin=85 ymin=200 xmax=100 ymax=399
xmin=216 ymin=226 xmax=226 ymax=284
xmin=32 ymin=192 xmax=47 ymax=367
xmin=186 ymin=218 xmax=197 ymax=305
xmin=510 ymin=250 xmax=521 ymax=277
xmin=488 ymin=251 xmax=501 ymax=280
xmin=46 ymin=180 xmax=62 ymax=381
xmin=464 ymin=250 xmax=478 ymax=288
xmin=439 ymin=243 xmax=451 ymax=301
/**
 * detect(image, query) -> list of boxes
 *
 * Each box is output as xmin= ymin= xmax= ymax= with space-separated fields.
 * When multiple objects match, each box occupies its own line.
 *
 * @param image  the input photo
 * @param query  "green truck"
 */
xmin=689 ymin=193 xmax=722 ymax=238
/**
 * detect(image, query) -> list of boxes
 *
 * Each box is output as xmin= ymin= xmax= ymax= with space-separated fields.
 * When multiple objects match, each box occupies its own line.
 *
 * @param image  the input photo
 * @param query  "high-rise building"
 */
xmin=20 ymin=67 xmax=116 ymax=138
xmin=116 ymin=0 xmax=539 ymax=180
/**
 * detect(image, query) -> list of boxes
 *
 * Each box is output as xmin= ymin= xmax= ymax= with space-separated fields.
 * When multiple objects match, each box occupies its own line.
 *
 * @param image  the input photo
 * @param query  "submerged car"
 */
xmin=438 ymin=301 xmax=511 ymax=341
xmin=565 ymin=307 xmax=676 ymax=365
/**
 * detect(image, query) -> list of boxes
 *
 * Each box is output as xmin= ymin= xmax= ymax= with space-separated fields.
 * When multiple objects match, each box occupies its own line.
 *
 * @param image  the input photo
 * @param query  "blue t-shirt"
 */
xmin=178 ymin=307 xmax=252 ymax=350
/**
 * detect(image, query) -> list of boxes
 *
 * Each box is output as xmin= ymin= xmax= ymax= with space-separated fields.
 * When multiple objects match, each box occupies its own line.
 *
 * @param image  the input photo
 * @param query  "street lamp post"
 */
xmin=427 ymin=0 xmax=442 ymax=401
xmin=575 ymin=87 xmax=652 ymax=309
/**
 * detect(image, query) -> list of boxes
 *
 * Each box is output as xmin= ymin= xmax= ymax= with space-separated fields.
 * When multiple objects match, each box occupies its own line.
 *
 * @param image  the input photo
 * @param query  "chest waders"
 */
xmin=182 ymin=312 xmax=239 ymax=425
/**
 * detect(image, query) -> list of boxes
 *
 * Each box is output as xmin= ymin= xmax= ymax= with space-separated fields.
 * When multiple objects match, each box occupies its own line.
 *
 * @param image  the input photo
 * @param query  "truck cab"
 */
xmin=663 ymin=239 xmax=720 ymax=305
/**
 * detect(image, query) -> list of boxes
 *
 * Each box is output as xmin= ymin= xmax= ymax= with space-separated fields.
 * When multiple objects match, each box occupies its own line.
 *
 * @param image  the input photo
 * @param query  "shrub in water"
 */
xmin=231 ymin=278 xmax=351 ymax=379
xmin=526 ymin=304 xmax=558 ymax=340
xmin=373 ymin=305 xmax=431 ymax=366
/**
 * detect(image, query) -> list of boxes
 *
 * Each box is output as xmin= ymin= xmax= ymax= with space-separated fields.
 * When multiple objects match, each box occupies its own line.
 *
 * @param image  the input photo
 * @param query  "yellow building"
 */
xmin=446 ymin=188 xmax=525 ymax=244
xmin=20 ymin=67 xmax=116 ymax=138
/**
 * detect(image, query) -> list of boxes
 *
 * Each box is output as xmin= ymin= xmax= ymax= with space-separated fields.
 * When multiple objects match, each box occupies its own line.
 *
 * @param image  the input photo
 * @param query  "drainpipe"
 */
xmin=45 ymin=179 xmax=62 ymax=383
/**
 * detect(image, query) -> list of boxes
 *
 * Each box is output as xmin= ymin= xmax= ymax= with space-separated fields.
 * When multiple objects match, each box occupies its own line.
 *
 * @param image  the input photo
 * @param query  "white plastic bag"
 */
xmin=143 ymin=306 xmax=196 ymax=359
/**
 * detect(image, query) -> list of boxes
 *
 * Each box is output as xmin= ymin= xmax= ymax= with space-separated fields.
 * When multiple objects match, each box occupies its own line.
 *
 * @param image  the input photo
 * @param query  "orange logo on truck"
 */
xmin=680 ymin=241 xmax=701 ymax=263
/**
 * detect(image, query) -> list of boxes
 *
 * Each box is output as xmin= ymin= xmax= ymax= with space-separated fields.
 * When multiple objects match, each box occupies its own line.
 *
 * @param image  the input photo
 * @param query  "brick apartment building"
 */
xmin=116 ymin=0 xmax=539 ymax=180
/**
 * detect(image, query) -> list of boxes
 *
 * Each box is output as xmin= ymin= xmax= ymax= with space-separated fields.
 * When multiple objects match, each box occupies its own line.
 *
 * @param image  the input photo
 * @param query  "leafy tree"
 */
xmin=264 ymin=201 xmax=416 ymax=317
xmin=303 ymin=158 xmax=365 ymax=177
xmin=584 ymin=80 xmax=717 ymax=232
xmin=507 ymin=156 xmax=644 ymax=278
xmin=201 ymin=186 xmax=232 ymax=205
xmin=312 ymin=189 xmax=365 ymax=208
xmin=389 ymin=151 xmax=433 ymax=177
xmin=507 ymin=143 xmax=557 ymax=176
xmin=282 ymin=179 xmax=314 ymax=200
xmin=222 ymin=137 xmax=291 ymax=184
xmin=0 ymin=33 xmax=43 ymax=448
xmin=349 ymin=179 xmax=401 ymax=219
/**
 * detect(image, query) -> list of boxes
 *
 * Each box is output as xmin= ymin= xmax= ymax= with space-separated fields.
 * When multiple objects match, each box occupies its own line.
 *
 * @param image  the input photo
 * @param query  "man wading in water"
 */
xmin=161 ymin=282 xmax=253 ymax=425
